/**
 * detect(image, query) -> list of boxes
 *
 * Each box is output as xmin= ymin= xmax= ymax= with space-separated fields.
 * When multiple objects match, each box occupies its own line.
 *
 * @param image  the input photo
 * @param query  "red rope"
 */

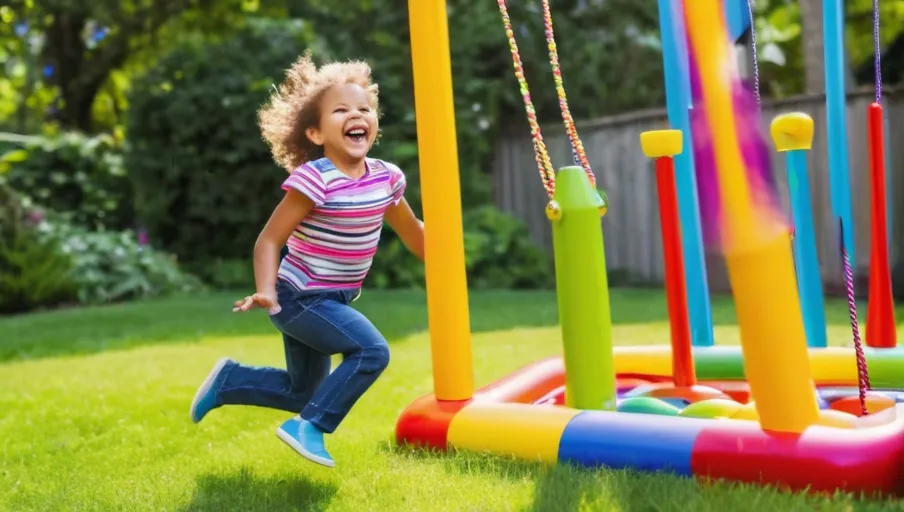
xmin=840 ymin=218 xmax=870 ymax=415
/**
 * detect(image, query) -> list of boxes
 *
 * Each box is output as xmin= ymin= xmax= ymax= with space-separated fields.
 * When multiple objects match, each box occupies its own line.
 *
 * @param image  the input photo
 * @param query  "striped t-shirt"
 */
xmin=277 ymin=157 xmax=407 ymax=291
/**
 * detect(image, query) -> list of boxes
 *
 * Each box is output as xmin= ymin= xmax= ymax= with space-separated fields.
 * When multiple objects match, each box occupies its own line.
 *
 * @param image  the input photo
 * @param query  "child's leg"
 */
xmin=215 ymin=336 xmax=331 ymax=411
xmin=190 ymin=282 xmax=331 ymax=422
xmin=189 ymin=336 xmax=330 ymax=422
xmin=272 ymin=290 xmax=389 ymax=465
xmin=288 ymin=295 xmax=389 ymax=433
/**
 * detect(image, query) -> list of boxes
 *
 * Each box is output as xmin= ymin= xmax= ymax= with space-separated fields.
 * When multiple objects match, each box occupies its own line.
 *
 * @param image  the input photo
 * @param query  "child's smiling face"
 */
xmin=306 ymin=83 xmax=378 ymax=167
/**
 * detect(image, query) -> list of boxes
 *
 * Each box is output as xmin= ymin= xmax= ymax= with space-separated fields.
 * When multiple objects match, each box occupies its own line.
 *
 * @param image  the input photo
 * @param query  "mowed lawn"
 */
xmin=3 ymin=288 xmax=904 ymax=511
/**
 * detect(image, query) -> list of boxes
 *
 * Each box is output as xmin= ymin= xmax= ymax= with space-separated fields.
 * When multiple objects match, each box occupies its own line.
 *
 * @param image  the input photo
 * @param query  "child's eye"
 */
xmin=334 ymin=107 xmax=347 ymax=113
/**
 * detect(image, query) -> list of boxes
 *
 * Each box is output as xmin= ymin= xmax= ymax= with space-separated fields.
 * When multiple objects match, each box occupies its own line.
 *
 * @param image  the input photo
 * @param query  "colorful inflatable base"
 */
xmin=395 ymin=346 xmax=904 ymax=496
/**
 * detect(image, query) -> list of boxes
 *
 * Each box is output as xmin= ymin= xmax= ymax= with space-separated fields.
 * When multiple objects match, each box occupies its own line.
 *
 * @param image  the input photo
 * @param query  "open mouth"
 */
xmin=344 ymin=127 xmax=368 ymax=144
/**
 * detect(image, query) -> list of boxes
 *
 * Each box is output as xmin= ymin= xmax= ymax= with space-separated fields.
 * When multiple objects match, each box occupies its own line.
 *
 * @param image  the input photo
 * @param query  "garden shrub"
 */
xmin=0 ymin=183 xmax=78 ymax=314
xmin=0 ymin=180 xmax=200 ymax=313
xmin=196 ymin=259 xmax=256 ymax=291
xmin=35 ymin=213 xmax=204 ymax=305
xmin=0 ymin=132 xmax=133 ymax=231
xmin=366 ymin=205 xmax=552 ymax=290
xmin=125 ymin=19 xmax=309 ymax=271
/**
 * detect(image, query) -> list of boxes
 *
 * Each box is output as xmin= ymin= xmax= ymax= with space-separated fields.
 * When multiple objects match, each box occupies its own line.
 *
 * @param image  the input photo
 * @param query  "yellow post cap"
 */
xmin=770 ymin=112 xmax=814 ymax=152
xmin=640 ymin=129 xmax=683 ymax=158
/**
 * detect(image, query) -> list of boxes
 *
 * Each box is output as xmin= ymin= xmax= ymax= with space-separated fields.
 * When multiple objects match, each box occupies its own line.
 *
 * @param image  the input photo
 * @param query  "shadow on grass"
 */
xmin=387 ymin=446 xmax=668 ymax=511
xmin=180 ymin=466 xmax=337 ymax=512
xmin=1 ymin=285 xmax=883 ymax=364
xmin=386 ymin=444 xmax=892 ymax=511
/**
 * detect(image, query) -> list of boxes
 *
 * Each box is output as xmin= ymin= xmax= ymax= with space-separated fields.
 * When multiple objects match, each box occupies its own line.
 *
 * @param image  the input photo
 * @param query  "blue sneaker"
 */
xmin=190 ymin=357 xmax=232 ymax=423
xmin=276 ymin=416 xmax=335 ymax=468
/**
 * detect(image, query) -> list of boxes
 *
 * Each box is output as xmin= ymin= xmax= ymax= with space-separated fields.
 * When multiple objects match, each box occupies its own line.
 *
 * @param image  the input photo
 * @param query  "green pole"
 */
xmin=547 ymin=166 xmax=616 ymax=411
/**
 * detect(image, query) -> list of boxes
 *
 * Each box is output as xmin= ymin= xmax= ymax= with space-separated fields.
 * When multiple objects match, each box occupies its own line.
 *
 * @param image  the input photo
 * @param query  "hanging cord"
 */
xmin=840 ymin=219 xmax=871 ymax=416
xmin=874 ymin=0 xmax=882 ymax=103
xmin=497 ymin=0 xmax=557 ymax=199
xmin=540 ymin=0 xmax=595 ymax=186
xmin=746 ymin=0 xmax=761 ymax=104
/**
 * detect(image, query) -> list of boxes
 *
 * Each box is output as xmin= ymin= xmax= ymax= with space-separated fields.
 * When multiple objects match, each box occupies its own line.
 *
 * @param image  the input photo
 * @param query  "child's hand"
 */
xmin=233 ymin=291 xmax=281 ymax=315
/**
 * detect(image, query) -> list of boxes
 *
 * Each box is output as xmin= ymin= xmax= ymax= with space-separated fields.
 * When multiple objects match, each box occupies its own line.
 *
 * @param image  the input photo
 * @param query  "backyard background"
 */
xmin=4 ymin=0 xmax=904 ymax=511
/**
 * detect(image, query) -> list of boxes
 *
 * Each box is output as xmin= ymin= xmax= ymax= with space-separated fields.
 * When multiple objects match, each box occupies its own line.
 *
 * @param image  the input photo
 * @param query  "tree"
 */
xmin=2 ymin=0 xmax=289 ymax=132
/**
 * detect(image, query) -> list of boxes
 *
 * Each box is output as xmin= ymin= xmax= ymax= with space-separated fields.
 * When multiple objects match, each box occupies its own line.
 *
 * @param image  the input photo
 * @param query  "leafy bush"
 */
xmin=0 ymin=183 xmax=78 ymax=314
xmin=125 ymin=19 xmax=309 ymax=269
xmin=34 ymin=214 xmax=203 ymax=305
xmin=461 ymin=206 xmax=553 ymax=289
xmin=195 ymin=259 xmax=256 ymax=290
xmin=0 ymin=132 xmax=133 ymax=231
xmin=366 ymin=205 xmax=552 ymax=290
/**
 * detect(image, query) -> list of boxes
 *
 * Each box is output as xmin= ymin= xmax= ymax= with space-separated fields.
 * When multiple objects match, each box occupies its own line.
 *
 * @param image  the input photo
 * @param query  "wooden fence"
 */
xmin=493 ymin=87 xmax=904 ymax=292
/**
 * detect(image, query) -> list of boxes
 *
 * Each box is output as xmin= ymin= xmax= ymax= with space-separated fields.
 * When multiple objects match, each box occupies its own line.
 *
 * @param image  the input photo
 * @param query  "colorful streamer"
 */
xmin=682 ymin=0 xmax=819 ymax=434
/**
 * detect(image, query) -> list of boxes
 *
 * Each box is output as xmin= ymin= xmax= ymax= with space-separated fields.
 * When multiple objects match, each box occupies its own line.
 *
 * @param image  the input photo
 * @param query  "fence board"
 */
xmin=493 ymin=88 xmax=902 ymax=293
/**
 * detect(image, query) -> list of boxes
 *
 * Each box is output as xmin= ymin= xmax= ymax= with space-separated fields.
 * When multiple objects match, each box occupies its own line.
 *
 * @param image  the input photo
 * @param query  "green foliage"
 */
xmin=367 ymin=205 xmax=552 ymax=290
xmin=1 ymin=131 xmax=132 ymax=231
xmin=125 ymin=19 xmax=309 ymax=269
xmin=461 ymin=206 xmax=553 ymax=289
xmin=35 ymin=215 xmax=203 ymax=306
xmin=297 ymin=0 xmax=667 ymax=215
xmin=0 ymin=183 xmax=78 ymax=314
xmin=0 ymin=178 xmax=199 ymax=313
xmin=0 ymin=227 xmax=79 ymax=315
xmin=0 ymin=0 xmax=292 ymax=132
xmin=196 ymin=259 xmax=256 ymax=290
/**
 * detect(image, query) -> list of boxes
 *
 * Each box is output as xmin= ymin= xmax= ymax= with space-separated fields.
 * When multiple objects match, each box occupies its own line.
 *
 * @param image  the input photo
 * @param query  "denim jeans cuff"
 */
xmin=300 ymin=405 xmax=335 ymax=433
xmin=210 ymin=360 xmax=238 ymax=405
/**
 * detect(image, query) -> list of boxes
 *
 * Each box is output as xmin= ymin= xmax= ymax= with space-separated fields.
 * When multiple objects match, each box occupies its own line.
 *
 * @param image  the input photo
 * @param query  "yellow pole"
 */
xmin=683 ymin=1 xmax=818 ymax=433
xmin=407 ymin=0 xmax=474 ymax=400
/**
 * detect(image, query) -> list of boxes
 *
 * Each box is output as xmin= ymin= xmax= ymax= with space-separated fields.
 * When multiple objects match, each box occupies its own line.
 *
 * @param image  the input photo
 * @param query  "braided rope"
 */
xmin=746 ymin=0 xmax=761 ymax=104
xmin=874 ymin=0 xmax=882 ymax=103
xmin=497 ymin=0 xmax=556 ymax=199
xmin=840 ymin=219 xmax=871 ymax=415
xmin=540 ymin=0 xmax=595 ymax=186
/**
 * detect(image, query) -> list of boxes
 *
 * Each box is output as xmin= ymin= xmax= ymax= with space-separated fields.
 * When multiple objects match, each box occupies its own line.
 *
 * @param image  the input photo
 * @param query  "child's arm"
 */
xmin=253 ymin=189 xmax=315 ymax=296
xmin=385 ymin=197 xmax=425 ymax=262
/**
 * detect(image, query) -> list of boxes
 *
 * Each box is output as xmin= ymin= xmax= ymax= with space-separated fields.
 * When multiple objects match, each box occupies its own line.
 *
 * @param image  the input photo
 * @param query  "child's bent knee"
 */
xmin=359 ymin=343 xmax=390 ymax=373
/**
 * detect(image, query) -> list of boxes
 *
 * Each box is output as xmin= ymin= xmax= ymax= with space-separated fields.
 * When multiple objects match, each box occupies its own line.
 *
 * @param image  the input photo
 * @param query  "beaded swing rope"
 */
xmin=496 ymin=0 xmax=596 ymax=201
xmin=836 ymin=0 xmax=883 ymax=417
xmin=842 ymin=0 xmax=884 ymax=416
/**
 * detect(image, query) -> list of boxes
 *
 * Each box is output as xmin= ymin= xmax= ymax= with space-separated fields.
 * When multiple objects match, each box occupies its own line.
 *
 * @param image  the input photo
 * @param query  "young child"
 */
xmin=188 ymin=52 xmax=425 ymax=468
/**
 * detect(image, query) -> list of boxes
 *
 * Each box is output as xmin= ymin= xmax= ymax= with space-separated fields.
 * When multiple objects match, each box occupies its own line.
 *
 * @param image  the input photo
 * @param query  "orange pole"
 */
xmin=654 ymin=155 xmax=696 ymax=387
xmin=865 ymin=102 xmax=896 ymax=348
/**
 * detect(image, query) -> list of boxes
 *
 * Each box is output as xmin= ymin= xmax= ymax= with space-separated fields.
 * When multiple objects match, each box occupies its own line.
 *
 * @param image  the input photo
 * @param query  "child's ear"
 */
xmin=305 ymin=127 xmax=323 ymax=146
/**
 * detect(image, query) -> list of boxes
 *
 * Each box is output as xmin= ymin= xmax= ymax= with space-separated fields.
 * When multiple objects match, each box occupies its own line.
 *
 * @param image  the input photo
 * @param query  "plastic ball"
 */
xmin=729 ymin=402 xmax=759 ymax=421
xmin=678 ymin=398 xmax=744 ymax=419
xmin=617 ymin=396 xmax=680 ymax=416
xmin=629 ymin=383 xmax=730 ymax=406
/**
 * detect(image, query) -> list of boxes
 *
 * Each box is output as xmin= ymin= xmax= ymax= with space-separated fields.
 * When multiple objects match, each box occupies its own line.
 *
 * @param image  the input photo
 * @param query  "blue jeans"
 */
xmin=214 ymin=279 xmax=390 ymax=433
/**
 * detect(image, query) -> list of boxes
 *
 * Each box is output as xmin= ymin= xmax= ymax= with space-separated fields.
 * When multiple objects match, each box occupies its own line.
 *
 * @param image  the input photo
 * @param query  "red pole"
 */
xmin=655 ymin=156 xmax=696 ymax=386
xmin=866 ymin=102 xmax=896 ymax=349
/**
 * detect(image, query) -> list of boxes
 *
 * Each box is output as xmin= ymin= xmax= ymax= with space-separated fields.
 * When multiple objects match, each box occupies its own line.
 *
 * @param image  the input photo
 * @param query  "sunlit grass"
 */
xmin=2 ymin=288 xmax=902 ymax=511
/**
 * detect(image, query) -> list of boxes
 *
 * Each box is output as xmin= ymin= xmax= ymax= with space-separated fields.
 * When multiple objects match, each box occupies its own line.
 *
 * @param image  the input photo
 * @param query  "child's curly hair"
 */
xmin=258 ymin=51 xmax=381 ymax=172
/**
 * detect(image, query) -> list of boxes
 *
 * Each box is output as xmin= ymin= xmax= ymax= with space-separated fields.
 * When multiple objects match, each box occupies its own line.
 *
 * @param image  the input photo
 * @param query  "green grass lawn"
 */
xmin=2 ymin=288 xmax=904 ymax=511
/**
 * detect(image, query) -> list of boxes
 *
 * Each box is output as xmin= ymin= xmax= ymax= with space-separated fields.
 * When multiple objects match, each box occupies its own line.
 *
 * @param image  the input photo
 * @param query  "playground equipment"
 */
xmin=398 ymin=0 xmax=904 ymax=496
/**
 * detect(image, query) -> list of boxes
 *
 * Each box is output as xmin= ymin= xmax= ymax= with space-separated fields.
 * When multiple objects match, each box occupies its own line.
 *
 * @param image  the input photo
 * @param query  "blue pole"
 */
xmin=785 ymin=150 xmax=828 ymax=348
xmin=823 ymin=0 xmax=856 ymax=268
xmin=657 ymin=0 xmax=715 ymax=347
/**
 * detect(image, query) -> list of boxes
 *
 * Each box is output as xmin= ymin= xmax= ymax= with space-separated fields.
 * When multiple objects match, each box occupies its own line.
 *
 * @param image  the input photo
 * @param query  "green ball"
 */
xmin=617 ymin=397 xmax=681 ymax=416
